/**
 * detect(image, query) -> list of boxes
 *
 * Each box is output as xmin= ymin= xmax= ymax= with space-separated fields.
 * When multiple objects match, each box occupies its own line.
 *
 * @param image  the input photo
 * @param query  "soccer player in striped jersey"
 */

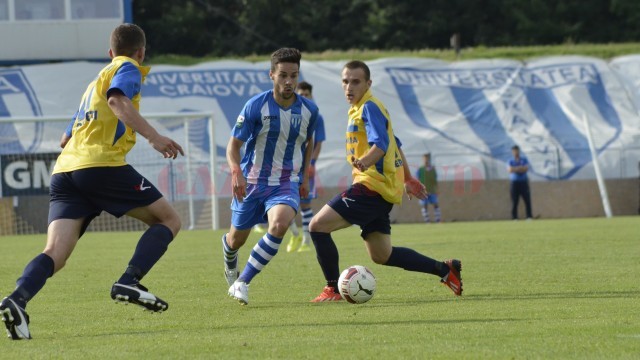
xmin=222 ymin=48 xmax=318 ymax=305
xmin=309 ymin=60 xmax=462 ymax=302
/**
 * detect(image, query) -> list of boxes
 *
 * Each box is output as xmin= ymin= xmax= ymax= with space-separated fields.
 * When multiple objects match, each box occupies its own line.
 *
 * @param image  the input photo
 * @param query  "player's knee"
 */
xmin=269 ymin=220 xmax=289 ymax=237
xmin=163 ymin=215 xmax=181 ymax=238
xmin=370 ymin=253 xmax=389 ymax=265
xmin=308 ymin=217 xmax=321 ymax=233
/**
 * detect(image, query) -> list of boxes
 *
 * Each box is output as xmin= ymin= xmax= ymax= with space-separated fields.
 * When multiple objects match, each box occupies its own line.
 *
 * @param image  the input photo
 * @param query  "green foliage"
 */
xmin=1 ymin=217 xmax=638 ymax=358
xmin=147 ymin=42 xmax=640 ymax=65
xmin=133 ymin=0 xmax=640 ymax=58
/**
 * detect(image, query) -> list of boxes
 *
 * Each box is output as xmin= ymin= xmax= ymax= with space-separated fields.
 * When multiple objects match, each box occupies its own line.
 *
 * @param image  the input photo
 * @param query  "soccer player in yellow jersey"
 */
xmin=0 ymin=24 xmax=184 ymax=340
xmin=309 ymin=61 xmax=462 ymax=302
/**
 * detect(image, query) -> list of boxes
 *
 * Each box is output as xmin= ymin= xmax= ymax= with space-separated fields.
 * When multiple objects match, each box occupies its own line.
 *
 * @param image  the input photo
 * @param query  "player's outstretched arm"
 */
xmin=107 ymin=92 xmax=184 ymax=159
xmin=398 ymin=147 xmax=427 ymax=200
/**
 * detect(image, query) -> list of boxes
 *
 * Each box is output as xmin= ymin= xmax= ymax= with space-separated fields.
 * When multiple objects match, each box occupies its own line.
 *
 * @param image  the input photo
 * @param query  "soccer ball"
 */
xmin=338 ymin=265 xmax=376 ymax=304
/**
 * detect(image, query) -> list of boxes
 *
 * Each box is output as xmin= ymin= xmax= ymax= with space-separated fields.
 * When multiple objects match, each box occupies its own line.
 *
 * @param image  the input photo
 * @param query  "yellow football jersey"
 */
xmin=346 ymin=89 xmax=404 ymax=204
xmin=53 ymin=56 xmax=150 ymax=174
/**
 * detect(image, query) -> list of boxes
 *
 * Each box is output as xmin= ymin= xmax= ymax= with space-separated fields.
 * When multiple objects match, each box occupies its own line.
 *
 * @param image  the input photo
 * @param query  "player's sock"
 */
xmin=384 ymin=246 xmax=448 ymax=277
xmin=435 ymin=207 xmax=442 ymax=223
xmin=237 ymin=233 xmax=282 ymax=284
xmin=289 ymin=221 xmax=300 ymax=236
xmin=10 ymin=253 xmax=54 ymax=309
xmin=310 ymin=232 xmax=340 ymax=292
xmin=421 ymin=207 xmax=430 ymax=223
xmin=301 ymin=208 xmax=313 ymax=244
xmin=222 ymin=233 xmax=238 ymax=270
xmin=118 ymin=224 xmax=173 ymax=284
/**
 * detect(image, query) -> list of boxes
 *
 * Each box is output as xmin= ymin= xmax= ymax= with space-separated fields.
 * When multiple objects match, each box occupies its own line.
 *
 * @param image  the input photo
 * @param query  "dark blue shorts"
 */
xmin=48 ymin=165 xmax=163 ymax=225
xmin=327 ymin=183 xmax=393 ymax=239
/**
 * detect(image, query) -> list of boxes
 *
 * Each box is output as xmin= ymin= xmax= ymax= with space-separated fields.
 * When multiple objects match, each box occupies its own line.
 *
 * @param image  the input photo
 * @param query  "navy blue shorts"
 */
xmin=48 ymin=165 xmax=163 ymax=225
xmin=327 ymin=183 xmax=393 ymax=239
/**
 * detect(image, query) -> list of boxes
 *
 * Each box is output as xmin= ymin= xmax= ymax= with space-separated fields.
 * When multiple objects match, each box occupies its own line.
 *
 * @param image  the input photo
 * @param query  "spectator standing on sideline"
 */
xmin=508 ymin=145 xmax=532 ymax=220
xmin=416 ymin=153 xmax=441 ymax=223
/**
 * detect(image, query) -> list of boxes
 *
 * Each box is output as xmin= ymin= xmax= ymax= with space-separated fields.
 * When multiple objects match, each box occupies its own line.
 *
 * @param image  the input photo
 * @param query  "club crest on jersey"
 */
xmin=235 ymin=115 xmax=245 ymax=128
xmin=291 ymin=114 xmax=302 ymax=128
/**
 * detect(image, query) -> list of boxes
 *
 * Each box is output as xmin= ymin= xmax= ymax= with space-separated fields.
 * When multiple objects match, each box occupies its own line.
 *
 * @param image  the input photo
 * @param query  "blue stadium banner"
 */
xmin=1 ymin=153 xmax=58 ymax=197
xmin=2 ymin=57 xmax=640 ymax=186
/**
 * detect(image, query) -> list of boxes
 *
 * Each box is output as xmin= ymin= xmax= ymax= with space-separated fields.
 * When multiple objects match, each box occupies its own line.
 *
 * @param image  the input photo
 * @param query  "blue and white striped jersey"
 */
xmin=232 ymin=90 xmax=319 ymax=186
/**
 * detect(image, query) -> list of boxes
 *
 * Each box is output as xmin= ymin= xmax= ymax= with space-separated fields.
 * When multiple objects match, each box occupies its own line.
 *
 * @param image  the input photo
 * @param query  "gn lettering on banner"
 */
xmin=1 ymin=153 xmax=58 ymax=197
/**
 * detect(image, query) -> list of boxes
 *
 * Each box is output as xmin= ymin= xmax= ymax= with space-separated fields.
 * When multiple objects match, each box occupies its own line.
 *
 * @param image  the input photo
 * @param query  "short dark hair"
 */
xmin=424 ymin=153 xmax=431 ymax=157
xmin=512 ymin=145 xmax=520 ymax=151
xmin=270 ymin=48 xmax=301 ymax=72
xmin=110 ymin=23 xmax=145 ymax=57
xmin=298 ymin=81 xmax=313 ymax=92
xmin=343 ymin=60 xmax=371 ymax=81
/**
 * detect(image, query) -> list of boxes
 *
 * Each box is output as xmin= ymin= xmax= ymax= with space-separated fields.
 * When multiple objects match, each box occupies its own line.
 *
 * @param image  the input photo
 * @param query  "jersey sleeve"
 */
xmin=230 ymin=100 xmax=256 ymax=142
xmin=394 ymin=135 xmax=402 ymax=148
xmin=64 ymin=115 xmax=76 ymax=137
xmin=307 ymin=108 xmax=319 ymax=141
xmin=314 ymin=113 xmax=326 ymax=144
xmin=362 ymin=102 xmax=390 ymax=152
xmin=107 ymin=62 xmax=141 ymax=99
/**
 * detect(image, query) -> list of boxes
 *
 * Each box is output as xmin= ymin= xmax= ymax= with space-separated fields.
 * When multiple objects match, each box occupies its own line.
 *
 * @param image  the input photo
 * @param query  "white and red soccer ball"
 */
xmin=338 ymin=265 xmax=376 ymax=304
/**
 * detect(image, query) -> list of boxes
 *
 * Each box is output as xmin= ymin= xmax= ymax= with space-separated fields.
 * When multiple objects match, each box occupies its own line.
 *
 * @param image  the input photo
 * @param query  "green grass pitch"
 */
xmin=0 ymin=217 xmax=638 ymax=358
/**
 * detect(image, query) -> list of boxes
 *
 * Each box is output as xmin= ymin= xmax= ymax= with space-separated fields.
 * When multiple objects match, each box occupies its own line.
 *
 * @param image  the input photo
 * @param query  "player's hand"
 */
xmin=231 ymin=172 xmax=247 ymax=202
xmin=404 ymin=177 xmax=428 ymax=200
xmin=149 ymin=135 xmax=184 ymax=159
xmin=351 ymin=156 xmax=367 ymax=172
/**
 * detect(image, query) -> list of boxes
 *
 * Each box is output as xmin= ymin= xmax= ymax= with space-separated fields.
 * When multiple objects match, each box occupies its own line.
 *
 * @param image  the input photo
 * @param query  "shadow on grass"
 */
xmin=245 ymin=289 xmax=640 ymax=310
xmin=73 ymin=317 xmax=525 ymax=338
xmin=462 ymin=289 xmax=640 ymax=302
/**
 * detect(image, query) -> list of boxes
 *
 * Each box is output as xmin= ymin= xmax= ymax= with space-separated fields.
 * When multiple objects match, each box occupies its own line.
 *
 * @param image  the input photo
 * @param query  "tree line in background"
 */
xmin=134 ymin=0 xmax=640 ymax=57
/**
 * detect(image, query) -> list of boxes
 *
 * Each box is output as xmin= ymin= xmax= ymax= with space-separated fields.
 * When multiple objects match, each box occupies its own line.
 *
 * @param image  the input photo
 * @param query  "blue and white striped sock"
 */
xmin=421 ymin=207 xmax=430 ymax=223
xmin=238 ymin=233 xmax=282 ymax=284
xmin=222 ymin=234 xmax=238 ymax=270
